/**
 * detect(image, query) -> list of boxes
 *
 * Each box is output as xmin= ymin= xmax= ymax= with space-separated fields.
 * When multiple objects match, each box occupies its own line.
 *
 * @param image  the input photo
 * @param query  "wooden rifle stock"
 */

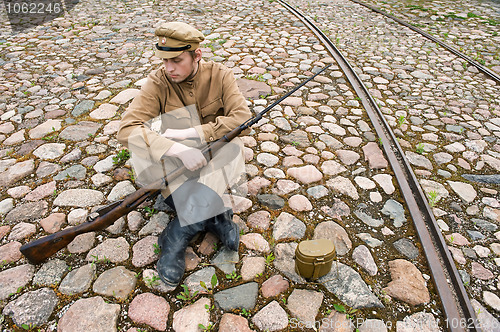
xmin=20 ymin=64 xmax=331 ymax=264
xmin=20 ymin=186 xmax=159 ymax=264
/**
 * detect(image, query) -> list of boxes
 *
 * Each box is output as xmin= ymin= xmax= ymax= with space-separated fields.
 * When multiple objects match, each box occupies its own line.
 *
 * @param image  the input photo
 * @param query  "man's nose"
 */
xmin=164 ymin=60 xmax=174 ymax=72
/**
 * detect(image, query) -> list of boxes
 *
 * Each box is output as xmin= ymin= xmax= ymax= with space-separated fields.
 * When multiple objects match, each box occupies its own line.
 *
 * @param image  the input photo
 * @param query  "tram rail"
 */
xmin=277 ymin=0 xmax=484 ymax=331
xmin=349 ymin=0 xmax=500 ymax=84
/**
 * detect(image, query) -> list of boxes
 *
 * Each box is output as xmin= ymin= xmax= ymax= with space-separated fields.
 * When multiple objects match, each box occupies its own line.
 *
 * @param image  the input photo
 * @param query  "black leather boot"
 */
xmin=156 ymin=216 xmax=206 ymax=286
xmin=157 ymin=180 xmax=225 ymax=286
xmin=205 ymin=209 xmax=240 ymax=251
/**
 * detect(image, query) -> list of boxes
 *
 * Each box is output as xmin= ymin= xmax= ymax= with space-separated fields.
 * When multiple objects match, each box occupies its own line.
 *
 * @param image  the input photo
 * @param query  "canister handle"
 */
xmin=312 ymin=257 xmax=325 ymax=279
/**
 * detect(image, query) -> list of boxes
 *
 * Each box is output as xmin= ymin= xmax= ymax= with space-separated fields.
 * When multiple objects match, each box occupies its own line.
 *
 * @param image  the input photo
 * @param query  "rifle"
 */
xmin=20 ymin=64 xmax=331 ymax=264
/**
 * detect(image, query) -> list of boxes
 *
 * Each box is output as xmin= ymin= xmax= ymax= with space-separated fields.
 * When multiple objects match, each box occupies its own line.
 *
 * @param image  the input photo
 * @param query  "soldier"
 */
xmin=117 ymin=22 xmax=252 ymax=287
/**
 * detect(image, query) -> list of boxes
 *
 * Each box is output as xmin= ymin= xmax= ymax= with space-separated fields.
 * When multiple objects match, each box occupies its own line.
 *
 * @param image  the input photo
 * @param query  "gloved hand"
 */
xmin=162 ymin=128 xmax=199 ymax=141
xmin=165 ymin=142 xmax=207 ymax=171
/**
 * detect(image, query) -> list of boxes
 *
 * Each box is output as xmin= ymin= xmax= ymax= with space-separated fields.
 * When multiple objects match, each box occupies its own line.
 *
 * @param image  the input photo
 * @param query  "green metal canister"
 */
xmin=295 ymin=238 xmax=336 ymax=279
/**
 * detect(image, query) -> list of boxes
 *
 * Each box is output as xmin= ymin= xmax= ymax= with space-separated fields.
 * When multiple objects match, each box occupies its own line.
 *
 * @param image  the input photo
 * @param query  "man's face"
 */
xmin=162 ymin=51 xmax=199 ymax=83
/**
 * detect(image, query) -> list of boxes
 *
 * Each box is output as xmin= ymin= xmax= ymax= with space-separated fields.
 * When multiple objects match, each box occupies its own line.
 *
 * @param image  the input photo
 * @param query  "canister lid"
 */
xmin=297 ymin=238 xmax=334 ymax=257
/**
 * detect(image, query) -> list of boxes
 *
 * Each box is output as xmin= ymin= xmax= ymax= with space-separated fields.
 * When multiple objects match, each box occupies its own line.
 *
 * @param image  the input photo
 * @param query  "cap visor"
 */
xmin=155 ymin=49 xmax=184 ymax=59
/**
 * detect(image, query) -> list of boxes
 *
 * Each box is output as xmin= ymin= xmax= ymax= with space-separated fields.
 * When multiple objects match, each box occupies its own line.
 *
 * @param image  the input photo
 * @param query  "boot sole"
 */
xmin=156 ymin=265 xmax=181 ymax=287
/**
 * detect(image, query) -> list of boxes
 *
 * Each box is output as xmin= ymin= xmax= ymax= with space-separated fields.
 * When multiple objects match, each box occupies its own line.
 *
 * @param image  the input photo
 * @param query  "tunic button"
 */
xmin=209 ymin=137 xmax=214 ymax=141
xmin=189 ymin=92 xmax=193 ymax=97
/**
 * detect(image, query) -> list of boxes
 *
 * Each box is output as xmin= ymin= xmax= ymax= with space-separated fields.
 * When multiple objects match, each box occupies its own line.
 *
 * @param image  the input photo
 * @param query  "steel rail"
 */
xmin=277 ymin=1 xmax=482 ymax=331
xmin=349 ymin=0 xmax=500 ymax=83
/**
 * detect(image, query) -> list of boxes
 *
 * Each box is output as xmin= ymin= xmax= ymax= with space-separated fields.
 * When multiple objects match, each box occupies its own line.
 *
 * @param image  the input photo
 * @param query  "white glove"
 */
xmin=162 ymin=128 xmax=199 ymax=141
xmin=165 ymin=142 xmax=207 ymax=171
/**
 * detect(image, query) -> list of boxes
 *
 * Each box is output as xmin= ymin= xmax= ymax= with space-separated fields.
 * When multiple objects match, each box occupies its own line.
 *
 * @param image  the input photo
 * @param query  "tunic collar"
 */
xmin=185 ymin=59 xmax=204 ymax=85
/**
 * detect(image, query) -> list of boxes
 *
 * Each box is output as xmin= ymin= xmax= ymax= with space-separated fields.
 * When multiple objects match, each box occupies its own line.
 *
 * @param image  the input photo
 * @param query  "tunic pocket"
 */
xmin=162 ymin=104 xmax=199 ymax=129
xmin=200 ymin=98 xmax=224 ymax=124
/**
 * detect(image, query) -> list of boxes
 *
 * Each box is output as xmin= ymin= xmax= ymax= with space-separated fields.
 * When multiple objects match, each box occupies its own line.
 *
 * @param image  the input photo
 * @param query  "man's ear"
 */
xmin=194 ymin=48 xmax=202 ymax=62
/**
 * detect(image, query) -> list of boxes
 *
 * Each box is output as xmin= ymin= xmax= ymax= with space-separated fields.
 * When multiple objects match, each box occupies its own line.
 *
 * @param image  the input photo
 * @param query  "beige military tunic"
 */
xmin=117 ymin=60 xmax=252 ymax=198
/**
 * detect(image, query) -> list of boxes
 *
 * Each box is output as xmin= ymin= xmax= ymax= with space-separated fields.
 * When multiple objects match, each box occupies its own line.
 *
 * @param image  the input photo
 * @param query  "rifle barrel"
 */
xmin=244 ymin=64 xmax=331 ymax=128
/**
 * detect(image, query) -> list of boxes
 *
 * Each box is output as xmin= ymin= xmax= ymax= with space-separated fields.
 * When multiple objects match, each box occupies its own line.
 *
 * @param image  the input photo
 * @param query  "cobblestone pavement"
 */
xmin=356 ymin=0 xmax=500 ymax=69
xmin=0 ymin=0 xmax=499 ymax=331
